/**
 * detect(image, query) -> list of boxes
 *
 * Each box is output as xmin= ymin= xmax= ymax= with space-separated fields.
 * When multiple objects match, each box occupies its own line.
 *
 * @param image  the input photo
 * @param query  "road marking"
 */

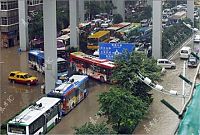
xmin=168 ymin=37 xmax=193 ymax=60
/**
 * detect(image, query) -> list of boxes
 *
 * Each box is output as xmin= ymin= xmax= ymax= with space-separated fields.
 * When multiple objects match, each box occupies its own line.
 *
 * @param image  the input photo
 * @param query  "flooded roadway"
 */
xmin=0 ymin=46 xmax=44 ymax=124
xmin=0 ymin=41 xmax=199 ymax=134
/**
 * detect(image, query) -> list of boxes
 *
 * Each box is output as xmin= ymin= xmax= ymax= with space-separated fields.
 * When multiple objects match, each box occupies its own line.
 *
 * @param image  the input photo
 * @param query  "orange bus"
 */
xmin=70 ymin=52 xmax=116 ymax=83
xmin=87 ymin=30 xmax=110 ymax=50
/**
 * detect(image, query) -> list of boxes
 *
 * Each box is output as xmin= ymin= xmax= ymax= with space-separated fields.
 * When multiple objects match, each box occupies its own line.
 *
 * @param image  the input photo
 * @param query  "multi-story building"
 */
xmin=0 ymin=0 xmax=42 ymax=48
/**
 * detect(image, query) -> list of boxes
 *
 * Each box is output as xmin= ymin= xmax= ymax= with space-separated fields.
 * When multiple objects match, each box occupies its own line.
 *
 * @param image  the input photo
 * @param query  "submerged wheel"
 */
xmin=78 ymin=69 xmax=83 ymax=75
xmin=100 ymin=76 xmax=105 ymax=83
xmin=27 ymin=82 xmax=31 ymax=86
xmin=11 ymin=79 xmax=15 ymax=83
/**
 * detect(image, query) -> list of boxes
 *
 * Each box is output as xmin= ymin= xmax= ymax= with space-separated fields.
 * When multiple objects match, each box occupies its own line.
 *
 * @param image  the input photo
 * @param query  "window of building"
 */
xmin=1 ymin=17 xmax=8 ymax=25
xmin=8 ymin=1 xmax=18 ymax=10
xmin=1 ymin=2 xmax=8 ymax=10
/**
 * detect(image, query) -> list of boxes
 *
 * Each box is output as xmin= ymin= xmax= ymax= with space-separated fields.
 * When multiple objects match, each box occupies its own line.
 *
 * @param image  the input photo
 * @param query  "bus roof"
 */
xmin=57 ymin=34 xmax=70 ymax=40
xmin=48 ymin=75 xmax=88 ymax=95
xmin=117 ymin=23 xmax=141 ymax=33
xmin=8 ymin=97 xmax=60 ymax=126
xmin=106 ymin=26 xmax=122 ymax=31
xmin=88 ymin=30 xmax=110 ymax=38
xmin=29 ymin=50 xmax=66 ymax=62
xmin=113 ymin=22 xmax=131 ymax=28
xmin=29 ymin=50 xmax=44 ymax=58
xmin=70 ymin=52 xmax=116 ymax=69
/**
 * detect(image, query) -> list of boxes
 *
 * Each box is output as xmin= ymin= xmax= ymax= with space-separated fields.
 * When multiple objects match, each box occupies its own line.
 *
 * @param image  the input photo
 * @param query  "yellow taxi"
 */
xmin=8 ymin=71 xmax=38 ymax=86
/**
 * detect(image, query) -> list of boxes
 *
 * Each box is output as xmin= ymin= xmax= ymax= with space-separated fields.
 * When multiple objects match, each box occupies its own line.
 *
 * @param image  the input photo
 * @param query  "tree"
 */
xmin=112 ymin=51 xmax=162 ymax=103
xmin=28 ymin=11 xmax=43 ymax=39
xmin=74 ymin=122 xmax=115 ymax=134
xmin=98 ymin=87 xmax=148 ymax=134
xmin=113 ymin=14 xmax=123 ymax=24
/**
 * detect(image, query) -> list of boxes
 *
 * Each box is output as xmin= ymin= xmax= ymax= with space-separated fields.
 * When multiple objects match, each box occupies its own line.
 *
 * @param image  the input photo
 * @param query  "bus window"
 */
xmin=58 ymin=61 xmax=68 ymax=73
xmin=8 ymin=124 xmax=26 ymax=134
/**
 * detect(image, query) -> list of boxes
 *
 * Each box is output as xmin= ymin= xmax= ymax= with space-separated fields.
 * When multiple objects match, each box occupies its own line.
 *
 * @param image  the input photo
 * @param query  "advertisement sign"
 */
xmin=99 ymin=43 xmax=135 ymax=61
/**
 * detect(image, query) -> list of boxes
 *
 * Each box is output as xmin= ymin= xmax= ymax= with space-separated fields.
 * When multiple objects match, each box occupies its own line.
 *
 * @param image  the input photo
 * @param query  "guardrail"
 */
xmin=173 ymin=62 xmax=200 ymax=134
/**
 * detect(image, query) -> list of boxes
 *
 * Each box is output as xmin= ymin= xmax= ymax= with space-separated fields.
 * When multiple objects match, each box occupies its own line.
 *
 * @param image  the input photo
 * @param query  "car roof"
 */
xmin=181 ymin=46 xmax=191 ymax=50
xmin=10 ymin=71 xmax=28 ymax=75
xmin=157 ymin=59 xmax=169 ymax=61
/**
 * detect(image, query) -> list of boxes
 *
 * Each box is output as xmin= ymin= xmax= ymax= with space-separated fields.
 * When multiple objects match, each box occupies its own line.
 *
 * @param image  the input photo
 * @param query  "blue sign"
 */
xmin=99 ymin=43 xmax=135 ymax=61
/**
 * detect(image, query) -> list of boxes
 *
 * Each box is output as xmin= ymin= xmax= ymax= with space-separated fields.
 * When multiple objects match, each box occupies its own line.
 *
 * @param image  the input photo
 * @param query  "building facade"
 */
xmin=0 ymin=0 xmax=42 ymax=48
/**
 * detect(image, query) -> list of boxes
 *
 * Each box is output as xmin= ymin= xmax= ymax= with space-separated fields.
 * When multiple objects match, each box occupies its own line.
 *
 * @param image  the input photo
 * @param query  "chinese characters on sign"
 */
xmin=99 ymin=43 xmax=135 ymax=61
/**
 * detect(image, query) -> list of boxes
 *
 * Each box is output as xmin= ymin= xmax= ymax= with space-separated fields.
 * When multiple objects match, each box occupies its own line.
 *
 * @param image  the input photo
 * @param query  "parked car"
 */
xmin=187 ymin=55 xmax=198 ymax=68
xmin=157 ymin=59 xmax=176 ymax=69
xmin=8 ymin=71 xmax=38 ymax=85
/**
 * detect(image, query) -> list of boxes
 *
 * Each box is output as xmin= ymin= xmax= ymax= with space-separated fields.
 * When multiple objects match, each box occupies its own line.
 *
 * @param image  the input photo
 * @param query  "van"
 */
xmin=180 ymin=46 xmax=191 ymax=59
xmin=109 ymin=38 xmax=120 ymax=43
xmin=157 ymin=59 xmax=176 ymax=69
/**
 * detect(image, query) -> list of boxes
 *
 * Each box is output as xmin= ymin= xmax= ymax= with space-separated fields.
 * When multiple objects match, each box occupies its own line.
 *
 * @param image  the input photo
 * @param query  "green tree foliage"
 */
xmin=162 ymin=21 xmax=192 ymax=58
xmin=113 ymin=14 xmax=123 ymax=24
xmin=56 ymin=7 xmax=69 ymax=32
xmin=127 ymin=6 xmax=152 ymax=23
xmin=85 ymin=1 xmax=101 ymax=20
xmin=28 ymin=11 xmax=43 ymax=39
xmin=98 ymin=87 xmax=148 ymax=134
xmin=112 ymin=51 xmax=162 ymax=103
xmin=74 ymin=122 xmax=114 ymax=134
xmin=28 ymin=3 xmax=69 ymax=40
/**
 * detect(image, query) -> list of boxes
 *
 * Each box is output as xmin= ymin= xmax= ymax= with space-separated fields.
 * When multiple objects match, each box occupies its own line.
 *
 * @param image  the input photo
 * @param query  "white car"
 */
xmin=194 ymin=34 xmax=200 ymax=43
xmin=157 ymin=59 xmax=176 ymax=69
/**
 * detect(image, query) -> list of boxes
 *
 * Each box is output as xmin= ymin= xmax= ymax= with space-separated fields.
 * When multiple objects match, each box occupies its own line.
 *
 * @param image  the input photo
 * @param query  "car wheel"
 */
xmin=27 ymin=82 xmax=31 ymax=86
xmin=11 ymin=80 xmax=15 ymax=83
xmin=171 ymin=66 xmax=176 ymax=69
xmin=100 ymin=76 xmax=105 ymax=83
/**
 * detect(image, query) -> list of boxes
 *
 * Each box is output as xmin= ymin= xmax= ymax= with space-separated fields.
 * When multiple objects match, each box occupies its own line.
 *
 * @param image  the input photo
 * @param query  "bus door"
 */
xmin=42 ymin=114 xmax=48 ymax=133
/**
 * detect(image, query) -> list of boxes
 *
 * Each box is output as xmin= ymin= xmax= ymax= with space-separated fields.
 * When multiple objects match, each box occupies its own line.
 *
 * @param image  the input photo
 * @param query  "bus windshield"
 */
xmin=8 ymin=124 xmax=26 ymax=134
xmin=58 ymin=61 xmax=68 ymax=73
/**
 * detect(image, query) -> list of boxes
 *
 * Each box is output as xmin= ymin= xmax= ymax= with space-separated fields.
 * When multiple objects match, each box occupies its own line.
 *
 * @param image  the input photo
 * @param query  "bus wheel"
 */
xmin=34 ymin=65 xmax=37 ymax=70
xmin=72 ymin=103 xmax=75 ymax=108
xmin=100 ymin=76 xmax=105 ymax=83
xmin=27 ymin=82 xmax=31 ymax=86
xmin=78 ymin=69 xmax=83 ymax=75
xmin=55 ymin=118 xmax=58 ymax=124
xmin=10 ymin=79 xmax=13 ymax=83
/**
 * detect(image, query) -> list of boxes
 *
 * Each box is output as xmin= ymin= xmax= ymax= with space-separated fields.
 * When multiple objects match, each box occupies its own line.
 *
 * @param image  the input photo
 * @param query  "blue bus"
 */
xmin=28 ymin=50 xmax=68 ymax=78
xmin=47 ymin=75 xmax=89 ymax=115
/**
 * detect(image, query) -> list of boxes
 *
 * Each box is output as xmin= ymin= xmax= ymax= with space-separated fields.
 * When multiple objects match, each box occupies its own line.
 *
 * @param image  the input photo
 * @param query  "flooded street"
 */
xmin=134 ymin=42 xmax=199 ymax=134
xmin=49 ymin=81 xmax=110 ymax=134
xmin=0 ymin=46 xmax=44 ymax=124
xmin=0 ymin=40 xmax=199 ymax=134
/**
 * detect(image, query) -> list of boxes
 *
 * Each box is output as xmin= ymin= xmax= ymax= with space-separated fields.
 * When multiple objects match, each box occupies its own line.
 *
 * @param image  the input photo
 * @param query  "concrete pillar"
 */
xmin=112 ymin=0 xmax=125 ymax=21
xmin=18 ymin=0 xmax=28 ymax=51
xmin=69 ymin=0 xmax=79 ymax=48
xmin=152 ymin=0 xmax=162 ymax=59
xmin=43 ymin=0 xmax=57 ymax=93
xmin=79 ymin=0 xmax=85 ymax=22
xmin=187 ymin=0 xmax=194 ymax=23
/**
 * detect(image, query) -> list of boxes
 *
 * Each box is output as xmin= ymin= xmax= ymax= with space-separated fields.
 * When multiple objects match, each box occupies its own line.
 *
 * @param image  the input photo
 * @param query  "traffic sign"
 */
xmin=99 ymin=43 xmax=135 ymax=61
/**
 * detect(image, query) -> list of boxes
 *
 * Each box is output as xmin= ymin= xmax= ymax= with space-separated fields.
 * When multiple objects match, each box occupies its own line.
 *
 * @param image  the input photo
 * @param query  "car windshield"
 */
xmin=181 ymin=50 xmax=188 ymax=53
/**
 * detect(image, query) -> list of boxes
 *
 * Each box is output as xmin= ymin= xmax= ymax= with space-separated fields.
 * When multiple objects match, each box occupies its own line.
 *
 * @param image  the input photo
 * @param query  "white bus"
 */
xmin=7 ymin=97 xmax=61 ymax=135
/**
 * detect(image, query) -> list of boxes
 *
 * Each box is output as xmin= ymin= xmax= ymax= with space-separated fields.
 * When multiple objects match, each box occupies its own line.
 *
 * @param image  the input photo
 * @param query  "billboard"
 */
xmin=99 ymin=43 xmax=135 ymax=61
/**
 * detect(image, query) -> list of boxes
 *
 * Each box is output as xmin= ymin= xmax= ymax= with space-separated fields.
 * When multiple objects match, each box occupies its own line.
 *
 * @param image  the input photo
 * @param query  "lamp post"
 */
xmin=182 ymin=61 xmax=186 ymax=105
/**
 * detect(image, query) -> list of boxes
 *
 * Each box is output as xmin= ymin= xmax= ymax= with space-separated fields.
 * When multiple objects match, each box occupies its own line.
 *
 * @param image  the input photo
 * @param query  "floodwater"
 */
xmin=0 ymin=46 xmax=44 ymax=124
xmin=49 ymin=81 xmax=110 ymax=134
xmin=0 ymin=42 xmax=198 ymax=134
